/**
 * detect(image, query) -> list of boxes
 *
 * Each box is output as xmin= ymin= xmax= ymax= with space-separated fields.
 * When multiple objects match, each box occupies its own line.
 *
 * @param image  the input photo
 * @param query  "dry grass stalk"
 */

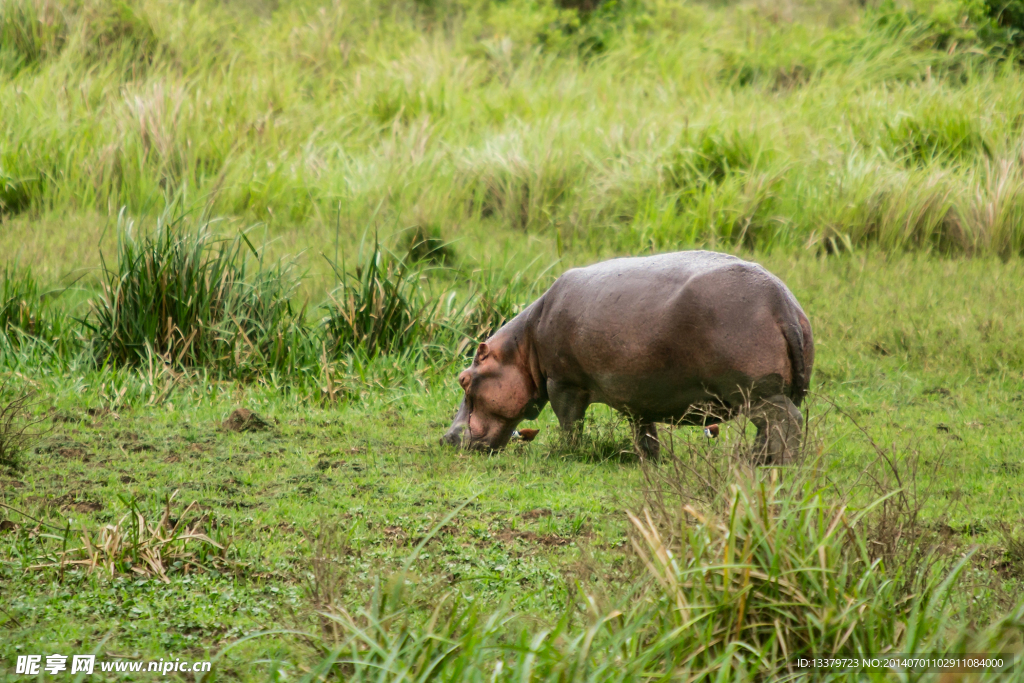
xmin=0 ymin=383 xmax=47 ymax=472
xmin=29 ymin=491 xmax=225 ymax=583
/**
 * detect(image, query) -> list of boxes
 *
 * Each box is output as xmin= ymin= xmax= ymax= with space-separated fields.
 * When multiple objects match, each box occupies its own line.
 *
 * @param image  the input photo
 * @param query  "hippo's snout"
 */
xmin=440 ymin=424 xmax=468 ymax=447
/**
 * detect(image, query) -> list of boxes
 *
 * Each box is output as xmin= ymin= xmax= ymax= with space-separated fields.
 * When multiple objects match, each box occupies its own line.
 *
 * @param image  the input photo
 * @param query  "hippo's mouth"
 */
xmin=441 ymin=412 xmax=517 ymax=451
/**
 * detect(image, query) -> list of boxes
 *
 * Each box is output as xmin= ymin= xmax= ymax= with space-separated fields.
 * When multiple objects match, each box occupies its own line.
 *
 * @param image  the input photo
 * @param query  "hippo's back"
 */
xmin=531 ymin=251 xmax=811 ymax=418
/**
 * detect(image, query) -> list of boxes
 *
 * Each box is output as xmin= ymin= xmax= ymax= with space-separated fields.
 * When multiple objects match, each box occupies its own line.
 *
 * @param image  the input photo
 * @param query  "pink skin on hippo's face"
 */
xmin=440 ymin=342 xmax=539 ymax=451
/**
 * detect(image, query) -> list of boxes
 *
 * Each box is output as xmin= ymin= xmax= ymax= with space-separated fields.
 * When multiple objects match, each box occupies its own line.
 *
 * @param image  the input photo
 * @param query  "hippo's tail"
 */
xmin=781 ymin=313 xmax=813 ymax=406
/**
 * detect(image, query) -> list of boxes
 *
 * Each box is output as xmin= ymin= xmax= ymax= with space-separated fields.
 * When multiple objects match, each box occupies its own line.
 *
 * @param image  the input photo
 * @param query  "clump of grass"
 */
xmin=321 ymin=235 xmax=445 ymax=358
xmin=666 ymin=127 xmax=773 ymax=190
xmin=30 ymin=492 xmax=228 ymax=582
xmin=996 ymin=521 xmax=1024 ymax=578
xmin=459 ymin=259 xmax=550 ymax=343
xmin=0 ymin=0 xmax=68 ymax=77
xmin=399 ymin=224 xmax=456 ymax=265
xmin=0 ymin=266 xmax=72 ymax=350
xmin=77 ymin=0 xmax=162 ymax=72
xmin=629 ymin=477 xmax=908 ymax=675
xmin=0 ymin=167 xmax=34 ymax=216
xmin=296 ymin=468 xmax=1022 ymax=681
xmin=883 ymin=112 xmax=992 ymax=167
xmin=89 ymin=209 xmax=309 ymax=379
xmin=303 ymin=521 xmax=355 ymax=643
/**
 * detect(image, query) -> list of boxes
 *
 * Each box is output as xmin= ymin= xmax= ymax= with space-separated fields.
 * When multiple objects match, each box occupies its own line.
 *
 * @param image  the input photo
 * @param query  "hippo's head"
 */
xmin=441 ymin=341 xmax=542 ymax=451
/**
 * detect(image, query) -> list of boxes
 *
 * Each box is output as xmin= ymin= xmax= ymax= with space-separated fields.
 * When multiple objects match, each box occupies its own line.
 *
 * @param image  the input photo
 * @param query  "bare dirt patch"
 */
xmin=495 ymin=529 xmax=571 ymax=547
xmin=54 ymin=493 xmax=103 ymax=513
xmin=222 ymin=408 xmax=274 ymax=433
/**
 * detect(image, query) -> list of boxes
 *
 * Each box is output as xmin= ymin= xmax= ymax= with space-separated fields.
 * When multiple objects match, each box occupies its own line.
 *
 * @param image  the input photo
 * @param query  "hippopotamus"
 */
xmin=441 ymin=251 xmax=814 ymax=462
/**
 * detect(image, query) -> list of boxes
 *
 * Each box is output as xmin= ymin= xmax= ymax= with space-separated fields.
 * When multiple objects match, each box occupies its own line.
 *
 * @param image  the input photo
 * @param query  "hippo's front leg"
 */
xmin=629 ymin=418 xmax=660 ymax=460
xmin=547 ymin=379 xmax=590 ymax=447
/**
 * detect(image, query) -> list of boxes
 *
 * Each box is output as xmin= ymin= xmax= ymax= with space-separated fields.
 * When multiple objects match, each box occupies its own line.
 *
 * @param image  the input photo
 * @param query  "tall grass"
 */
xmin=298 ymin=470 xmax=1024 ymax=681
xmin=321 ymin=237 xmax=448 ymax=358
xmin=5 ymin=0 xmax=1024 ymax=261
xmin=0 ymin=267 xmax=72 ymax=346
xmin=88 ymin=209 xmax=312 ymax=379
xmin=0 ymin=220 xmax=547 ymax=387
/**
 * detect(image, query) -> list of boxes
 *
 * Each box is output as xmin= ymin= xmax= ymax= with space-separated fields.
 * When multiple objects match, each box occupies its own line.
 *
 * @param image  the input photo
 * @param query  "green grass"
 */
xmin=5 ymin=0 xmax=1024 ymax=274
xmin=4 ymin=0 xmax=1024 ymax=679
xmin=2 ymin=251 xmax=1024 ymax=680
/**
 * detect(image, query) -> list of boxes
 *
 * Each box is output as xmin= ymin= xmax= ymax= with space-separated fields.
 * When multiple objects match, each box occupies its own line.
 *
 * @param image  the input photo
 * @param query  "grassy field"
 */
xmin=3 ymin=0 xmax=1024 ymax=680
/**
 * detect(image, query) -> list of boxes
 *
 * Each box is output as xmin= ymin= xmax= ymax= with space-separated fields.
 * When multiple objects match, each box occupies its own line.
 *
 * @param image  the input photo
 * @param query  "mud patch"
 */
xmin=222 ymin=408 xmax=274 ymax=433
xmin=39 ymin=440 xmax=91 ymax=461
xmin=37 ymin=439 xmax=91 ymax=460
xmin=316 ymin=458 xmax=364 ymax=472
xmin=495 ymin=529 xmax=571 ymax=547
xmin=50 ymin=410 xmax=83 ymax=424
xmin=522 ymin=508 xmax=553 ymax=520
xmin=59 ymin=448 xmax=89 ymax=461
xmin=55 ymin=493 xmax=103 ymax=513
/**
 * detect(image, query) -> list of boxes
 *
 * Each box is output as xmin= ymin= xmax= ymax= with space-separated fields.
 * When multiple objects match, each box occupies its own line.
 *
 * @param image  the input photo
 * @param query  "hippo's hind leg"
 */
xmin=750 ymin=395 xmax=803 ymax=465
xmin=629 ymin=418 xmax=659 ymax=461
xmin=547 ymin=380 xmax=590 ymax=448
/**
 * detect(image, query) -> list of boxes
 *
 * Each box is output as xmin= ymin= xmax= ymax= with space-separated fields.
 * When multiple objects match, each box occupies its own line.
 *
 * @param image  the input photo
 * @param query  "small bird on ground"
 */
xmin=703 ymin=424 xmax=720 ymax=439
xmin=512 ymin=428 xmax=539 ymax=442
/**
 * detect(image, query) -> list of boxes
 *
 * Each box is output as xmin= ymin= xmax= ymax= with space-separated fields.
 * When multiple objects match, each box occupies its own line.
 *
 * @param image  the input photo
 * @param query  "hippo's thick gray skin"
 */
xmin=441 ymin=251 xmax=814 ymax=462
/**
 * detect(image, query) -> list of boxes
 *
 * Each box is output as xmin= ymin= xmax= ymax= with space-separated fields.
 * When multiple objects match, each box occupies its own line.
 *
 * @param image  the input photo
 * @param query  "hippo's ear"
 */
xmin=475 ymin=342 xmax=490 ymax=362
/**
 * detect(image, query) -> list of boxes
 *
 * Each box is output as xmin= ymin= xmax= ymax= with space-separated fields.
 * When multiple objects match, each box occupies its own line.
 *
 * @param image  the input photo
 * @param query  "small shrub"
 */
xmin=0 ymin=387 xmax=44 ymax=472
xmin=89 ymin=210 xmax=308 ymax=378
